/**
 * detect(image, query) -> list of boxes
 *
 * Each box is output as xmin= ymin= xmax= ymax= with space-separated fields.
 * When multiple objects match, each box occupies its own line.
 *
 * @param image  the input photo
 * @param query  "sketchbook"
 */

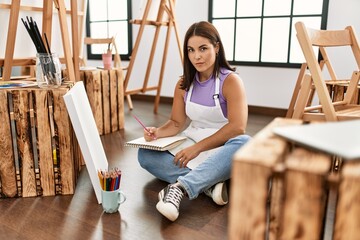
xmin=125 ymin=136 xmax=187 ymax=151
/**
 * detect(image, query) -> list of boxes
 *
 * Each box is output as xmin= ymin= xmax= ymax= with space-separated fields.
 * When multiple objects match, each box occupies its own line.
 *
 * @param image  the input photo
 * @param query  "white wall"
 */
xmin=2 ymin=0 xmax=360 ymax=110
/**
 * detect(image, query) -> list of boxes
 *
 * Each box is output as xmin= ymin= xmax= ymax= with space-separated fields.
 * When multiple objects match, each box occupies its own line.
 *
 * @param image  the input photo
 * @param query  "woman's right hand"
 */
xmin=144 ymin=127 xmax=157 ymax=141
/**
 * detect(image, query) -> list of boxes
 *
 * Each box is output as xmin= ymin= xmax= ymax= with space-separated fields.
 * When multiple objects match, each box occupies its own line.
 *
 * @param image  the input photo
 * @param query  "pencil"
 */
xmin=132 ymin=114 xmax=156 ymax=140
xmin=110 ymin=172 xmax=116 ymax=191
xmin=97 ymin=170 xmax=104 ymax=190
xmin=104 ymin=172 xmax=110 ymax=190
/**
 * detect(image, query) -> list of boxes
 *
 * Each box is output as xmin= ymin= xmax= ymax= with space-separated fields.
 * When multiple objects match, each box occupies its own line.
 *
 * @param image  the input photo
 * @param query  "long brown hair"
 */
xmin=180 ymin=21 xmax=235 ymax=91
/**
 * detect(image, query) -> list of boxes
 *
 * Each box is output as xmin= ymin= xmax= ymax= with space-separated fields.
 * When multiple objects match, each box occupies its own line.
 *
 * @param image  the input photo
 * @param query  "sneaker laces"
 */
xmin=165 ymin=185 xmax=184 ymax=209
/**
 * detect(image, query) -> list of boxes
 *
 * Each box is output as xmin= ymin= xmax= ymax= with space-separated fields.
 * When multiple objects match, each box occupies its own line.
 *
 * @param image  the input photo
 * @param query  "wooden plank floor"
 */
xmin=0 ymin=99 xmax=274 ymax=240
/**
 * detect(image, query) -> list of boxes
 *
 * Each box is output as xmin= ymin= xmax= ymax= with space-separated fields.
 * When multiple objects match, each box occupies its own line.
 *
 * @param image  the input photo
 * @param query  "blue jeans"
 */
xmin=138 ymin=135 xmax=251 ymax=200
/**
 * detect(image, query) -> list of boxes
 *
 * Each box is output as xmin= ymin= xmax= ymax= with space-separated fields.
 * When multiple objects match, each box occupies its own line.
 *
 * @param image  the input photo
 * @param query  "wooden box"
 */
xmin=63 ymin=68 xmax=125 ymax=135
xmin=326 ymin=81 xmax=360 ymax=104
xmin=229 ymin=118 xmax=360 ymax=240
xmin=0 ymin=84 xmax=82 ymax=198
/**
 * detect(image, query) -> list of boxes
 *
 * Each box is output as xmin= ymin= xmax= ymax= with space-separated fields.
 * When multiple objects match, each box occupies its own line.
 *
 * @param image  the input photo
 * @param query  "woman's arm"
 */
xmin=144 ymin=79 xmax=188 ymax=141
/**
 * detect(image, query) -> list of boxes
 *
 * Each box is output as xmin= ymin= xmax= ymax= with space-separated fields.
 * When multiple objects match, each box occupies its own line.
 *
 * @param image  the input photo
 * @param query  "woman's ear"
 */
xmin=215 ymin=42 xmax=220 ymax=54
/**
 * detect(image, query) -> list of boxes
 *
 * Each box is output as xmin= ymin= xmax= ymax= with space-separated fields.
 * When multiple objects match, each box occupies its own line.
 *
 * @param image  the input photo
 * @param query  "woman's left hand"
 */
xmin=174 ymin=145 xmax=200 ymax=168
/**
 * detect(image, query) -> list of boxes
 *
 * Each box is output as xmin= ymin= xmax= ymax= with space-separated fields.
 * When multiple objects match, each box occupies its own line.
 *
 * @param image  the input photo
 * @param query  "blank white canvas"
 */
xmin=63 ymin=82 xmax=108 ymax=204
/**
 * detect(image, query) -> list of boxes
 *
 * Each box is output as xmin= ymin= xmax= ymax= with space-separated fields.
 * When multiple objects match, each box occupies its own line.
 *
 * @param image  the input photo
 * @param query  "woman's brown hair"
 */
xmin=180 ymin=21 xmax=235 ymax=91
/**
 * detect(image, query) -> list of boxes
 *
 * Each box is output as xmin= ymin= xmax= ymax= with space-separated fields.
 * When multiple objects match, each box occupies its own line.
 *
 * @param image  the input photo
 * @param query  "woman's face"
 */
xmin=187 ymin=35 xmax=219 ymax=80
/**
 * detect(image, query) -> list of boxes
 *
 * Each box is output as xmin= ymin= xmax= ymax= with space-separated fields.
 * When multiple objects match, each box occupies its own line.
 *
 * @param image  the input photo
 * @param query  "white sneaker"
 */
xmin=156 ymin=184 xmax=184 ymax=221
xmin=204 ymin=182 xmax=228 ymax=205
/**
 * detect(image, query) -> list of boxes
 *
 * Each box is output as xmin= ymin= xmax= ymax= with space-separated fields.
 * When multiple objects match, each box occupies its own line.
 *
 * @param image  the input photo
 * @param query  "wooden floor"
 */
xmin=0 ymin=100 xmax=275 ymax=240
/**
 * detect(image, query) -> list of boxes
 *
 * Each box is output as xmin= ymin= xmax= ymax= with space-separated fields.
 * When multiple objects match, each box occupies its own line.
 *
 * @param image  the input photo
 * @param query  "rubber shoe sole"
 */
xmin=156 ymin=200 xmax=179 ymax=222
xmin=156 ymin=187 xmax=181 ymax=221
xmin=212 ymin=182 xmax=228 ymax=205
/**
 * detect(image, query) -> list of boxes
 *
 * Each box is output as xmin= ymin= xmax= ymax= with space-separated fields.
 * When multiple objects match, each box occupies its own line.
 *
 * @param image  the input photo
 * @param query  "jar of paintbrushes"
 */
xmin=21 ymin=16 xmax=62 ymax=88
xmin=36 ymin=53 xmax=62 ymax=88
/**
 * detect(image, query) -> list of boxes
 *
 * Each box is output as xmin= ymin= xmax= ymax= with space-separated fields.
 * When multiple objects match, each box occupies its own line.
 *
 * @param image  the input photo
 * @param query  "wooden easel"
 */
xmin=124 ymin=0 xmax=183 ymax=113
xmin=0 ymin=0 xmax=83 ymax=82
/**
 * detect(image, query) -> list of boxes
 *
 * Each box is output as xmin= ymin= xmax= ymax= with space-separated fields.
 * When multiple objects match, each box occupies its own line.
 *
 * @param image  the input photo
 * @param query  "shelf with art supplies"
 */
xmin=98 ymin=168 xmax=126 ymax=214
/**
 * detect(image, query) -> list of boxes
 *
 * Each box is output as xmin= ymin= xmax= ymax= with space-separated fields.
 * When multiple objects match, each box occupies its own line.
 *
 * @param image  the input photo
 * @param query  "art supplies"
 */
xmin=21 ymin=17 xmax=60 ymax=87
xmin=98 ymin=168 xmax=122 ymax=191
xmin=0 ymin=81 xmax=37 ymax=89
xmin=21 ymin=17 xmax=48 ymax=53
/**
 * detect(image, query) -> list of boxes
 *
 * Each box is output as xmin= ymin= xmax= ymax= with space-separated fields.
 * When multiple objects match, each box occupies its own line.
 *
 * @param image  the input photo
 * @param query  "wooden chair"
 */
xmin=291 ymin=21 xmax=360 ymax=122
xmin=286 ymin=61 xmax=326 ymax=118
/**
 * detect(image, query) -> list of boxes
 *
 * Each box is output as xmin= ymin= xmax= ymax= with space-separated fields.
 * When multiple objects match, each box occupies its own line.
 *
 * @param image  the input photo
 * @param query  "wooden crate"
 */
xmin=63 ymin=68 xmax=125 ymax=135
xmin=0 ymin=84 xmax=82 ymax=198
xmin=229 ymin=117 xmax=360 ymax=240
xmin=326 ymin=81 xmax=360 ymax=104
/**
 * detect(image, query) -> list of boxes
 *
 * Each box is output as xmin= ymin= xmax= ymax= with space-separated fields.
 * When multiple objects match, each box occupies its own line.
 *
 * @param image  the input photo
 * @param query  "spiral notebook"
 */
xmin=125 ymin=136 xmax=187 ymax=151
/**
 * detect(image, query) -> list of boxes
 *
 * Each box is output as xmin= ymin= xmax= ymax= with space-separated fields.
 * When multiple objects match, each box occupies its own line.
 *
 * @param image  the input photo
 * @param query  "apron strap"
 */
xmin=213 ymin=77 xmax=221 ymax=107
xmin=187 ymin=76 xmax=221 ymax=107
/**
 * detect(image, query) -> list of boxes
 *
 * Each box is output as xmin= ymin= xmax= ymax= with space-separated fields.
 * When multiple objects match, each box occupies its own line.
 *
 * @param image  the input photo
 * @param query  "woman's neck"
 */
xmin=198 ymin=70 xmax=213 ymax=82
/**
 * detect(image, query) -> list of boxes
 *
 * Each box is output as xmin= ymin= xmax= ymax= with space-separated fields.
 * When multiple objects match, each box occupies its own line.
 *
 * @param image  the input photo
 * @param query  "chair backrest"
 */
xmin=296 ymin=22 xmax=360 ymax=78
xmin=295 ymin=21 xmax=360 ymax=121
xmin=82 ymin=37 xmax=122 ymax=69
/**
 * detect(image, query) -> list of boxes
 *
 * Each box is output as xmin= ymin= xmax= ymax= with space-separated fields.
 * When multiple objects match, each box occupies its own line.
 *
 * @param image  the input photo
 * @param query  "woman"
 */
xmin=138 ymin=21 xmax=251 ymax=221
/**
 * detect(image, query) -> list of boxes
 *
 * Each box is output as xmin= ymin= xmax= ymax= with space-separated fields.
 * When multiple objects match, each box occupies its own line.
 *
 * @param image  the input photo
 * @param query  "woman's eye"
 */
xmin=188 ymin=48 xmax=193 ymax=53
xmin=200 ymin=47 xmax=207 ymax=52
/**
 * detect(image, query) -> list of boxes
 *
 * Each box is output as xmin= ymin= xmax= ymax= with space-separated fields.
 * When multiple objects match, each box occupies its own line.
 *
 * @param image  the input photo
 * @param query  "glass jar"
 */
xmin=36 ymin=53 xmax=62 ymax=88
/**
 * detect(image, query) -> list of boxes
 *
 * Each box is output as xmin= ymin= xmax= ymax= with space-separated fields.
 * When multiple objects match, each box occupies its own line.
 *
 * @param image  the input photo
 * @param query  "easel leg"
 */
xmin=154 ymin=20 xmax=173 ymax=113
xmin=126 ymin=95 xmax=133 ymax=110
xmin=3 ymin=0 xmax=21 ymax=81
xmin=168 ymin=0 xmax=183 ymax=61
xmin=123 ymin=1 xmax=152 ymax=91
xmin=42 ymin=0 xmax=53 ymax=42
xmin=53 ymin=0 xmax=76 ymax=82
xmin=142 ymin=25 xmax=162 ymax=91
xmin=70 ymin=0 xmax=80 ymax=81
